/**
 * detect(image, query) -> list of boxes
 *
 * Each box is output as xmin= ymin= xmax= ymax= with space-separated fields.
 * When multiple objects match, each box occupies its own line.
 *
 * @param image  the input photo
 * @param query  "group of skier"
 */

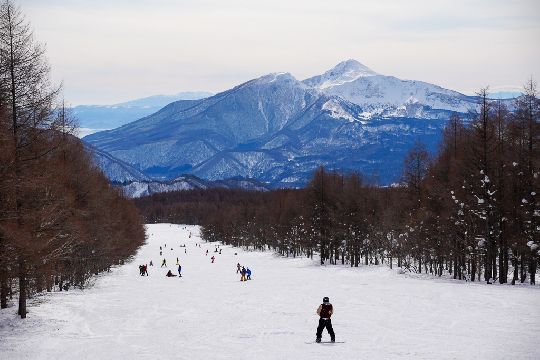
xmin=157 ymin=238 xmax=221 ymax=278
xmin=236 ymin=263 xmax=252 ymax=281
xmin=147 ymin=228 xmax=337 ymax=344
xmin=138 ymin=264 xmax=149 ymax=276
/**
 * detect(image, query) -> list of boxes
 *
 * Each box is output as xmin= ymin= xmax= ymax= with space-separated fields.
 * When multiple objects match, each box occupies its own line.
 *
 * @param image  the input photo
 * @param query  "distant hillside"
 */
xmin=74 ymin=91 xmax=212 ymax=137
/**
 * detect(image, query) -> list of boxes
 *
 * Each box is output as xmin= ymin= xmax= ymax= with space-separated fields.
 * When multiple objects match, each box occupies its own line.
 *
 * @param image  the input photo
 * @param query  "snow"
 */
xmin=305 ymin=59 xmax=379 ymax=90
xmin=322 ymin=99 xmax=357 ymax=122
xmin=1 ymin=224 xmax=539 ymax=360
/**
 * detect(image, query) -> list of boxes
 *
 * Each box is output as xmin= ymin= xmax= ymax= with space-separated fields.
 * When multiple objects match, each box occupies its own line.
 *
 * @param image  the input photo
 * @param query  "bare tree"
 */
xmin=0 ymin=0 xmax=59 ymax=318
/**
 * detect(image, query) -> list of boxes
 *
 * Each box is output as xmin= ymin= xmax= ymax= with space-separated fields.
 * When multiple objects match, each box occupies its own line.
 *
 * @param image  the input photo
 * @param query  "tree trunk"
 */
xmin=18 ymin=259 xmax=27 ymax=318
xmin=520 ymin=256 xmax=527 ymax=283
xmin=530 ymin=254 xmax=536 ymax=285
xmin=511 ymin=254 xmax=518 ymax=285
xmin=471 ymin=253 xmax=476 ymax=282
xmin=498 ymin=239 xmax=507 ymax=284
xmin=492 ymin=249 xmax=497 ymax=281
xmin=0 ymin=266 xmax=8 ymax=309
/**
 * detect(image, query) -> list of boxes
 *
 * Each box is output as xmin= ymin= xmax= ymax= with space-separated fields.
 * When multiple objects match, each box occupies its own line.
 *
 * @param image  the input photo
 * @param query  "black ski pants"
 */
xmin=316 ymin=318 xmax=335 ymax=340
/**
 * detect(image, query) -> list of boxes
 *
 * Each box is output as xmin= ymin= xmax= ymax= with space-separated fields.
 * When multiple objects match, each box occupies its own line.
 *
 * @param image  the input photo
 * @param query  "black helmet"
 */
xmin=323 ymin=297 xmax=329 ymax=303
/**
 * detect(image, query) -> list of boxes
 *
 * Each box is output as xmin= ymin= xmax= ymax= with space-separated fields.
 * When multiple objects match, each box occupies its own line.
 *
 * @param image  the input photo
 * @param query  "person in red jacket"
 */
xmin=315 ymin=296 xmax=335 ymax=343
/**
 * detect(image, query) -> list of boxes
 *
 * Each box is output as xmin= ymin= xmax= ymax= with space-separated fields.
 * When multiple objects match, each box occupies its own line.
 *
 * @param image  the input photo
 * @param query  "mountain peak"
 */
xmin=254 ymin=72 xmax=297 ymax=84
xmin=331 ymin=59 xmax=377 ymax=76
xmin=303 ymin=59 xmax=378 ymax=89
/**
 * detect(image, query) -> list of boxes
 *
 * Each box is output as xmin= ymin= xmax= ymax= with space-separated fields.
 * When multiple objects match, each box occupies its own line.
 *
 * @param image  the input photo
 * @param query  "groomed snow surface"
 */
xmin=1 ymin=224 xmax=539 ymax=359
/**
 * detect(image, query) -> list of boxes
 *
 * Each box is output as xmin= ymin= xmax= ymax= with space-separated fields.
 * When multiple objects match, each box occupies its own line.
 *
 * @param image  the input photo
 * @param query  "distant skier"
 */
xmin=185 ymin=249 xmax=187 ymax=254
xmin=143 ymin=264 xmax=149 ymax=276
xmin=246 ymin=267 xmax=251 ymax=280
xmin=237 ymin=263 xmax=241 ymax=274
xmin=315 ymin=297 xmax=335 ymax=343
xmin=149 ymin=260 xmax=153 ymax=266
xmin=240 ymin=267 xmax=247 ymax=281
xmin=139 ymin=265 xmax=144 ymax=276
xmin=176 ymin=257 xmax=179 ymax=265
xmin=206 ymin=250 xmax=208 ymax=256
xmin=166 ymin=270 xmax=177 ymax=277
xmin=160 ymin=246 xmax=162 ymax=250
xmin=219 ymin=249 xmax=222 ymax=255
xmin=211 ymin=256 xmax=215 ymax=263
xmin=161 ymin=259 xmax=167 ymax=267
xmin=178 ymin=264 xmax=182 ymax=277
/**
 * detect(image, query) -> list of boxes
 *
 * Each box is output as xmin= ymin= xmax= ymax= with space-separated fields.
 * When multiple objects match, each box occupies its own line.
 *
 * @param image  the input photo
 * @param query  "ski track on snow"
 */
xmin=0 ymin=224 xmax=539 ymax=360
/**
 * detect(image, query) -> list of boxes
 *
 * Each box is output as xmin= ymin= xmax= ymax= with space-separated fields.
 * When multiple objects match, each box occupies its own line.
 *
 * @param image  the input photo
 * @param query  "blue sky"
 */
xmin=19 ymin=0 xmax=540 ymax=105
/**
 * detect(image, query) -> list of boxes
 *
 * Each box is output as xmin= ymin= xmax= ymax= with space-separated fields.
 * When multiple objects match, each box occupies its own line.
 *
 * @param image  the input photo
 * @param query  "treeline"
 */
xmin=0 ymin=0 xmax=145 ymax=318
xmin=136 ymin=83 xmax=539 ymax=286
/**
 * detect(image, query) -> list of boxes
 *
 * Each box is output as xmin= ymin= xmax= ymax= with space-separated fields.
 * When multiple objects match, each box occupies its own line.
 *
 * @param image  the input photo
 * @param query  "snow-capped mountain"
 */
xmin=303 ymin=59 xmax=379 ymax=89
xmin=85 ymin=60 xmax=483 ymax=188
xmin=304 ymin=59 xmax=477 ymax=119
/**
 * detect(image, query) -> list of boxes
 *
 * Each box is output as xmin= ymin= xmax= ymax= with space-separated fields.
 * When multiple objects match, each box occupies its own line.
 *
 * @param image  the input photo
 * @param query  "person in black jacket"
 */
xmin=315 ymin=296 xmax=335 ymax=343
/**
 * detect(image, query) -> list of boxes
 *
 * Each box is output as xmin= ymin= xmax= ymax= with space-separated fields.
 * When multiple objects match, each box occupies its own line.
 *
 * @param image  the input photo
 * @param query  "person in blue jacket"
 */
xmin=246 ymin=268 xmax=252 ymax=280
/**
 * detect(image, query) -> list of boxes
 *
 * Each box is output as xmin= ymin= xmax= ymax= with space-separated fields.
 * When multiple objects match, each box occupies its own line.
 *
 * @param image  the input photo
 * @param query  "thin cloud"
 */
xmin=18 ymin=0 xmax=540 ymax=104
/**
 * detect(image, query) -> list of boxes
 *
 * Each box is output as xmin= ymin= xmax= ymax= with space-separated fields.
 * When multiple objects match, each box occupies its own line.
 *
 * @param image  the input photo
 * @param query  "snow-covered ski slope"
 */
xmin=1 ymin=224 xmax=538 ymax=359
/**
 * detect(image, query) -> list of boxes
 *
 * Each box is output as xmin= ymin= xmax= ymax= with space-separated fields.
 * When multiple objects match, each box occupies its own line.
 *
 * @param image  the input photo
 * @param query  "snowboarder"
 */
xmin=315 ymin=297 xmax=335 ymax=343
xmin=166 ymin=270 xmax=177 ymax=277
xmin=246 ymin=268 xmax=251 ymax=280
xmin=211 ymin=256 xmax=215 ymax=263
xmin=178 ymin=264 xmax=182 ymax=277
xmin=236 ymin=263 xmax=241 ymax=274
xmin=161 ymin=259 xmax=167 ymax=267
xmin=240 ymin=267 xmax=247 ymax=281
